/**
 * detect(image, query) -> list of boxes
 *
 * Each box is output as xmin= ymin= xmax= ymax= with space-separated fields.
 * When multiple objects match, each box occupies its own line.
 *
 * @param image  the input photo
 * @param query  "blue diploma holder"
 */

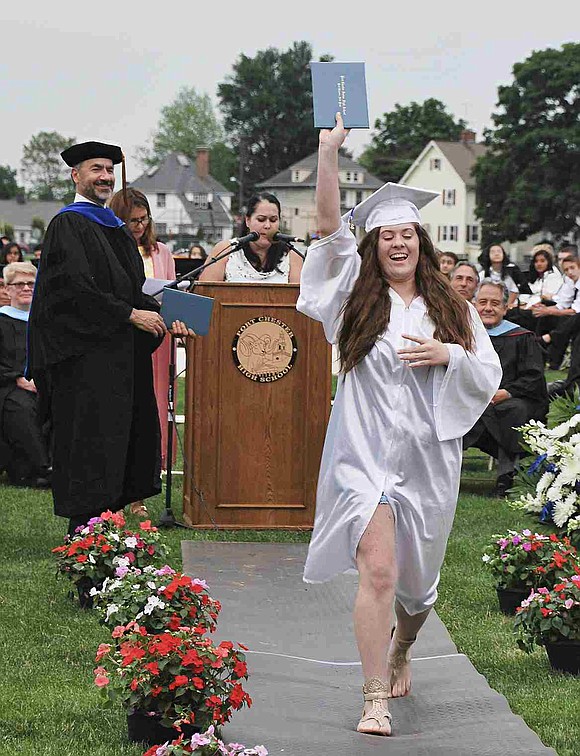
xmin=160 ymin=286 xmax=214 ymax=335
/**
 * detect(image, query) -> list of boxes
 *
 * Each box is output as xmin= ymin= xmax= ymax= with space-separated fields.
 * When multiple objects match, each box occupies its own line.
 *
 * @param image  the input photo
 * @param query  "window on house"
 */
xmin=466 ymin=225 xmax=479 ymax=243
xmin=346 ymin=172 xmax=352 ymax=182
xmin=430 ymin=158 xmax=441 ymax=171
xmin=438 ymin=226 xmax=447 ymax=242
xmin=193 ymin=194 xmax=208 ymax=209
xmin=450 ymin=226 xmax=458 ymax=241
xmin=356 ymin=190 xmax=363 ymax=204
xmin=156 ymin=193 xmax=166 ymax=208
xmin=340 ymin=189 xmax=347 ymax=204
xmin=294 ymin=208 xmax=299 ymax=216
xmin=293 ymin=170 xmax=301 ymax=182
xmin=353 ymin=172 xmax=359 ymax=182
xmin=156 ymin=223 xmax=167 ymax=235
xmin=443 ymin=189 xmax=456 ymax=206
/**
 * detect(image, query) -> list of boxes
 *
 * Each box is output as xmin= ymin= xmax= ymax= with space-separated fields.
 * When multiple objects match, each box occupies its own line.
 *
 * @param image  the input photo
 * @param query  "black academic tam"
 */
xmin=61 ymin=141 xmax=123 ymax=167
xmin=28 ymin=211 xmax=162 ymax=518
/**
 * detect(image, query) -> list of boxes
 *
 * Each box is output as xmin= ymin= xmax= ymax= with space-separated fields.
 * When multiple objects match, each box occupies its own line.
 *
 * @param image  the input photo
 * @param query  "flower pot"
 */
xmin=76 ymin=577 xmax=98 ymax=609
xmin=496 ymin=586 xmax=529 ymax=615
xmin=544 ymin=639 xmax=580 ymax=675
xmin=127 ymin=710 xmax=201 ymax=746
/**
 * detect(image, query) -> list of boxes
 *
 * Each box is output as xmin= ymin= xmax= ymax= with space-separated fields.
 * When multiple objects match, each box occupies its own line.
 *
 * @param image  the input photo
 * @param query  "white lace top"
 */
xmin=225 ymin=248 xmax=290 ymax=282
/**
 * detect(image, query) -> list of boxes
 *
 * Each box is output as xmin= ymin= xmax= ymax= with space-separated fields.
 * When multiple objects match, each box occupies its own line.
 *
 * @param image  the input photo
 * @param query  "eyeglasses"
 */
xmin=128 ymin=216 xmax=151 ymax=227
xmin=7 ymin=281 xmax=35 ymax=290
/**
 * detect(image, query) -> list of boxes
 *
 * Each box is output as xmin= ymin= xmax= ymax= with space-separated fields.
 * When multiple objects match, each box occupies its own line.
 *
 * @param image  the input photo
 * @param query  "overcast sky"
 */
xmin=1 ymin=2 xmax=578 ymax=184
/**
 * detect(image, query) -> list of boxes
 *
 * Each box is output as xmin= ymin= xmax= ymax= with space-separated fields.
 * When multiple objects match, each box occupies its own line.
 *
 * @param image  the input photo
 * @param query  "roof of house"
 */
xmin=130 ymin=152 xmax=233 ymax=197
xmin=433 ymin=140 xmax=489 ymax=187
xmin=257 ymin=151 xmax=383 ymax=190
xmin=0 ymin=198 xmax=64 ymax=227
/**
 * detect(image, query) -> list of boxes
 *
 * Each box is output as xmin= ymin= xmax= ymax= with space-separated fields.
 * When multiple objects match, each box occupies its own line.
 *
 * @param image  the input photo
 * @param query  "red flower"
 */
xmin=192 ymin=677 xmax=204 ymax=690
xmin=229 ymin=682 xmax=248 ymax=708
xmin=145 ymin=662 xmax=160 ymax=675
xmin=76 ymin=555 xmax=88 ymax=563
xmin=206 ymin=695 xmax=222 ymax=707
xmin=540 ymin=607 xmax=551 ymax=617
xmin=139 ymin=520 xmax=156 ymax=532
xmin=169 ymin=614 xmax=182 ymax=630
xmin=169 ymin=675 xmax=189 ymax=690
xmin=233 ymin=660 xmax=248 ymax=678
xmin=111 ymin=625 xmax=126 ymax=639
xmin=130 ymin=678 xmax=139 ymax=691
xmin=151 ymin=685 xmax=162 ymax=697
xmin=95 ymin=643 xmax=112 ymax=661
xmin=549 ymin=534 xmax=559 ymax=542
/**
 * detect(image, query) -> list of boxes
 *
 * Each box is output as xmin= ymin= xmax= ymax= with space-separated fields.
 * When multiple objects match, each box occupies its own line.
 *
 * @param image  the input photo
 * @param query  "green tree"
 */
xmin=0 ymin=222 xmax=14 ymax=239
xmin=0 ymin=165 xmax=19 ymax=199
xmin=474 ymin=43 xmax=580 ymax=243
xmin=218 ymin=41 xmax=333 ymax=206
xmin=359 ymin=99 xmax=467 ymax=182
xmin=137 ymin=86 xmax=235 ymax=189
xmin=21 ymin=131 xmax=75 ymax=200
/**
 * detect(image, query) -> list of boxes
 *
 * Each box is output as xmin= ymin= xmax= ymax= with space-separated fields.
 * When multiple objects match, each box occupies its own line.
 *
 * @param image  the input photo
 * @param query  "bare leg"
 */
xmin=388 ymin=600 xmax=431 ymax=698
xmin=354 ymin=505 xmax=397 ymax=735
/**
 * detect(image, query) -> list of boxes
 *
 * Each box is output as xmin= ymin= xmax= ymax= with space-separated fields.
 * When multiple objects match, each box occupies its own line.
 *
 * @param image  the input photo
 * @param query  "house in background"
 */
xmin=0 ymin=197 xmax=63 ymax=248
xmin=130 ymin=149 xmax=234 ymax=249
xmin=400 ymin=131 xmax=488 ymax=262
xmin=257 ymin=151 xmax=382 ymax=242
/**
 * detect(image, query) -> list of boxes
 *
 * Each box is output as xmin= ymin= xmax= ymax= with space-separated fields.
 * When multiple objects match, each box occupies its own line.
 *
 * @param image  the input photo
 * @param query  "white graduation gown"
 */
xmin=296 ymin=222 xmax=502 ymax=614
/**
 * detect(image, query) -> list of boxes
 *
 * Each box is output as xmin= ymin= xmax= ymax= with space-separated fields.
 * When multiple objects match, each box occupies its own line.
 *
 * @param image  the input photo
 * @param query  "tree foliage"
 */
xmin=21 ymin=131 xmax=75 ymax=201
xmin=474 ymin=43 xmax=580 ymax=243
xmin=359 ymin=99 xmax=467 ymax=182
xmin=137 ymin=86 xmax=235 ymax=190
xmin=218 ymin=41 xmax=332 ymax=206
xmin=0 ymin=165 xmax=19 ymax=199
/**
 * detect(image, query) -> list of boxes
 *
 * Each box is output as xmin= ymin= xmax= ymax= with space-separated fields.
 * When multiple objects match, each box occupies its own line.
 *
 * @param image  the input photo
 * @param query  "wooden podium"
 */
xmin=182 ymin=283 xmax=331 ymax=529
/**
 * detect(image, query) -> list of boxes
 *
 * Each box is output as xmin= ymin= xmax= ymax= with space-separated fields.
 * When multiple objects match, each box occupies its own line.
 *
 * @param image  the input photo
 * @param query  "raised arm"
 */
xmin=317 ymin=113 xmax=350 ymax=238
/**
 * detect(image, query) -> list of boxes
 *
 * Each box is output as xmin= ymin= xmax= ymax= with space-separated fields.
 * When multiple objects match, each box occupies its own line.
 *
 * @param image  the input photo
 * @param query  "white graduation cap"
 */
xmin=342 ymin=182 xmax=440 ymax=232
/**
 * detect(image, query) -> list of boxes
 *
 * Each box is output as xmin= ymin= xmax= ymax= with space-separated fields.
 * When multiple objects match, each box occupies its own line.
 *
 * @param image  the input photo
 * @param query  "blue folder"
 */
xmin=160 ymin=286 xmax=214 ymax=336
xmin=310 ymin=61 xmax=369 ymax=129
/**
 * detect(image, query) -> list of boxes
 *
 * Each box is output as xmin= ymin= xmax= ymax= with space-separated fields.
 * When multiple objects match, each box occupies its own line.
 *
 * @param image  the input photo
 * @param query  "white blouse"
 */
xmin=225 ymin=248 xmax=290 ymax=283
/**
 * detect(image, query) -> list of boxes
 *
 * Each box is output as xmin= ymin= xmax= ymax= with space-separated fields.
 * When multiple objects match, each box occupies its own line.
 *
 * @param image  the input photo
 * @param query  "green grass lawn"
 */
xmin=1 ymin=471 xmax=578 ymax=756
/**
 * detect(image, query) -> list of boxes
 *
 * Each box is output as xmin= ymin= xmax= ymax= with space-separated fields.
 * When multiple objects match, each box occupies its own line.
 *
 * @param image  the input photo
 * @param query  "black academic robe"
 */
xmin=28 ymin=211 xmax=163 ymax=518
xmin=0 ymin=313 xmax=49 ymax=480
xmin=464 ymin=326 xmax=548 ymax=456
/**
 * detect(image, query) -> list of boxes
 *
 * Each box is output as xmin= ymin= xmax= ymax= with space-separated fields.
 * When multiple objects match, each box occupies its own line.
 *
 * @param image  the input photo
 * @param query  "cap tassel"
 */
xmin=121 ymin=152 xmax=127 ymax=204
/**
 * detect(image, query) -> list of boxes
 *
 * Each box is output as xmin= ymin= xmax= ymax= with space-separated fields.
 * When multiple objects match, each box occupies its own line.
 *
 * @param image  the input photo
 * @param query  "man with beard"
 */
xmin=28 ymin=142 xmax=176 ymax=535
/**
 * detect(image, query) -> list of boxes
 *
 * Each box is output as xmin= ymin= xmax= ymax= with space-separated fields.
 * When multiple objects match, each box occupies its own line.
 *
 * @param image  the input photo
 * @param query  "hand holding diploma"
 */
xmin=398 ymin=334 xmax=450 ymax=368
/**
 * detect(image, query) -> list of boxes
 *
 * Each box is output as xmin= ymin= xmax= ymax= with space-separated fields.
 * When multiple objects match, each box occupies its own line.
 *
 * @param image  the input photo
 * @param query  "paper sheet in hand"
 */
xmin=310 ymin=61 xmax=369 ymax=128
xmin=142 ymin=278 xmax=189 ymax=301
xmin=160 ymin=287 xmax=214 ymax=336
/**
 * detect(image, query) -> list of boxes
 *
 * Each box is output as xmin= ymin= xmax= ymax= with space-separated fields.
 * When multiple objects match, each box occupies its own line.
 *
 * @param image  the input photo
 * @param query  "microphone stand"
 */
xmin=156 ymin=239 xmax=247 ymax=528
xmin=284 ymin=241 xmax=306 ymax=261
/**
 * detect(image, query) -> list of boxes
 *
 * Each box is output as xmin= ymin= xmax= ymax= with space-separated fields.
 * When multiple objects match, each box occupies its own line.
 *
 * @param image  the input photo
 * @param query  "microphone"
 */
xmin=228 ymin=231 xmax=259 ymax=249
xmin=273 ymin=232 xmax=305 ymax=243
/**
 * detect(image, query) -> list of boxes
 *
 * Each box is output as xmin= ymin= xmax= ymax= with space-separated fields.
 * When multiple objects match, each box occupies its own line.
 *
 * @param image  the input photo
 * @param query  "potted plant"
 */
xmin=514 ymin=575 xmax=580 ymax=674
xmin=141 ymin=725 xmax=268 ymax=756
xmin=482 ymin=529 xmax=580 ymax=614
xmin=93 ymin=566 xmax=221 ymax=635
xmin=94 ymin=623 xmax=252 ymax=745
xmin=509 ymin=402 xmax=580 ymax=544
xmin=52 ymin=511 xmax=169 ymax=608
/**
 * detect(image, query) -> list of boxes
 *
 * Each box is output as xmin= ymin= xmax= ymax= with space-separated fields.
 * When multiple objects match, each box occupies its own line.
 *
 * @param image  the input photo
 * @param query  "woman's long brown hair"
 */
xmin=109 ymin=188 xmax=157 ymax=256
xmin=338 ymin=224 xmax=474 ymax=373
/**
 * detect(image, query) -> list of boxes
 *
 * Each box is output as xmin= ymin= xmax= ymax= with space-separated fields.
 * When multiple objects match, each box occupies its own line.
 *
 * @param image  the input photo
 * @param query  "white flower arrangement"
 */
xmin=510 ymin=411 xmax=580 ymax=538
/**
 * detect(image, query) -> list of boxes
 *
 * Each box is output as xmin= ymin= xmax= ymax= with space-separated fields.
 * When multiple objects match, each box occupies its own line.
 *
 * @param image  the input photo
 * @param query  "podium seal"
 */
xmin=232 ymin=316 xmax=298 ymax=382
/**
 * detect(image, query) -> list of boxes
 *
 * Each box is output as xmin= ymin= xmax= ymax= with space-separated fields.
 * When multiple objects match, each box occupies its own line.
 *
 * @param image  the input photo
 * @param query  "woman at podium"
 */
xmin=199 ymin=192 xmax=303 ymax=283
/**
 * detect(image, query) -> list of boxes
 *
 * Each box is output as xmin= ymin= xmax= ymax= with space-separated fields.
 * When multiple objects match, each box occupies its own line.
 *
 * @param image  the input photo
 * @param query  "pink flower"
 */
xmin=522 ymin=543 xmax=532 ymax=552
xmin=115 ymin=566 xmax=129 ymax=578
xmin=537 ymin=587 xmax=549 ymax=594
xmin=564 ymin=598 xmax=575 ymax=609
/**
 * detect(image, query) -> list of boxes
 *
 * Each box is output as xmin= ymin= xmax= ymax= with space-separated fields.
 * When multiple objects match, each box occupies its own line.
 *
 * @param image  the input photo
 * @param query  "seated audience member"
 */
xmin=464 ymin=279 xmax=548 ymax=497
xmin=450 ymin=262 xmax=479 ymax=301
xmin=32 ymin=243 xmax=43 ymax=267
xmin=0 ymin=242 xmax=24 ymax=274
xmin=529 ymin=256 xmax=580 ymax=360
xmin=510 ymin=247 xmax=564 ymax=331
xmin=438 ymin=251 xmax=459 ymax=277
xmin=0 ymin=262 xmax=51 ymax=487
xmin=478 ymin=243 xmax=524 ymax=307
xmin=556 ymin=243 xmax=578 ymax=271
xmin=0 ymin=276 xmax=10 ymax=306
xmin=540 ymin=257 xmax=580 ymax=369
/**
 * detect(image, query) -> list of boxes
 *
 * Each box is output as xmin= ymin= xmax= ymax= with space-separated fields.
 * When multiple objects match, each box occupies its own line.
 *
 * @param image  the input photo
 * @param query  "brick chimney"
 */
xmin=196 ymin=147 xmax=209 ymax=178
xmin=460 ymin=129 xmax=476 ymax=144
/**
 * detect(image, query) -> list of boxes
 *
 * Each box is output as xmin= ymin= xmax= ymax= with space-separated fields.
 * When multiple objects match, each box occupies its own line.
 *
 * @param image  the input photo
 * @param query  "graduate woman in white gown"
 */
xmin=296 ymin=114 xmax=502 ymax=737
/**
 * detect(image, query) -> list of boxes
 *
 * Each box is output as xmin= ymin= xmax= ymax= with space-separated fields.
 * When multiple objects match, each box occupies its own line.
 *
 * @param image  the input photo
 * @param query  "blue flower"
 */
xmin=528 ymin=453 xmax=547 ymax=475
xmin=545 ymin=463 xmax=558 ymax=473
xmin=539 ymin=501 xmax=555 ymax=523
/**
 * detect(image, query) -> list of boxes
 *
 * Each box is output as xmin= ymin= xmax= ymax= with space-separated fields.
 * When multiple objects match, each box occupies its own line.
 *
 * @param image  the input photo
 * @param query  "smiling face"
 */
xmin=376 ymin=224 xmax=420 ymax=283
xmin=72 ymin=157 xmax=115 ymax=205
xmin=6 ymin=273 xmax=36 ymax=311
xmin=245 ymin=201 xmax=280 ymax=249
xmin=475 ymin=283 xmax=508 ymax=328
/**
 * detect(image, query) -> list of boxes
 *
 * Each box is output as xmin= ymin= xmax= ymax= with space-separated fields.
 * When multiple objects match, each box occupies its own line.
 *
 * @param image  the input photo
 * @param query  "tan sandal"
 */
xmin=356 ymin=677 xmax=392 ymax=736
xmin=129 ymin=501 xmax=149 ymax=518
